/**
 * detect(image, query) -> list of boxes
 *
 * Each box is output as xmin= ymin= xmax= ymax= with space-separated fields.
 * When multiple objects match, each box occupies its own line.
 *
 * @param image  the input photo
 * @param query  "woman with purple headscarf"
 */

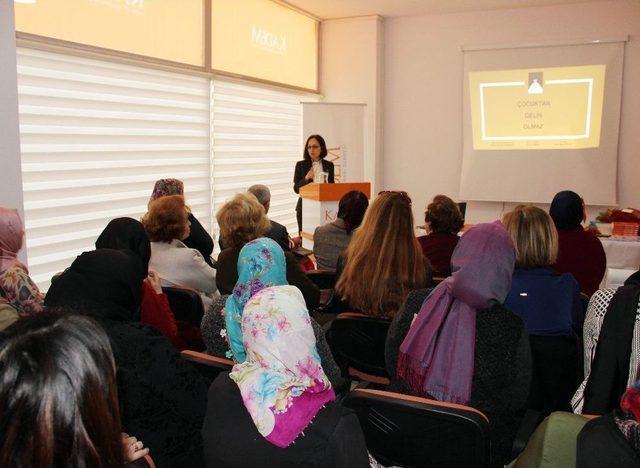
xmin=385 ymin=221 xmax=532 ymax=467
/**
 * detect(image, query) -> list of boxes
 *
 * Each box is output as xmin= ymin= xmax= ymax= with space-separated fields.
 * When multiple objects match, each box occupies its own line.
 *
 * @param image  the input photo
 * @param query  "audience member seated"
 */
xmin=44 ymin=250 xmax=209 ymax=467
xmin=577 ymin=380 xmax=640 ymax=467
xmin=417 ymin=194 xmax=463 ymax=277
xmin=96 ymin=217 xmax=204 ymax=350
xmin=201 ymin=237 xmax=340 ymax=384
xmin=0 ymin=208 xmax=44 ymax=316
xmin=215 ymin=193 xmax=320 ymax=310
xmin=386 ymin=222 xmax=531 ymax=467
xmin=0 ymin=312 xmax=150 ymax=467
xmin=333 ymin=191 xmax=430 ymax=319
xmin=202 ymin=285 xmax=369 ymax=468
xmin=550 ymin=190 xmax=606 ymax=297
xmin=503 ymin=205 xmax=582 ymax=336
xmin=143 ymin=194 xmax=217 ymax=311
xmin=244 ymin=184 xmax=291 ymax=251
xmin=572 ymin=270 xmax=640 ymax=415
xmin=313 ymin=190 xmax=369 ymax=271
xmin=149 ymin=178 xmax=215 ymax=266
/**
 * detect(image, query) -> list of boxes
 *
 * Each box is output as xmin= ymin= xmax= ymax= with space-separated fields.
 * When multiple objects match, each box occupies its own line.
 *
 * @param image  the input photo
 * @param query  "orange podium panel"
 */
xmin=299 ymin=183 xmax=371 ymax=248
xmin=299 ymin=182 xmax=371 ymax=201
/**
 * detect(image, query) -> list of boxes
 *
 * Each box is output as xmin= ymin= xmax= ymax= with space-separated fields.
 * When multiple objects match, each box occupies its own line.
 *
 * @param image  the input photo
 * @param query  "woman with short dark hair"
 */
xmin=417 ymin=195 xmax=463 ymax=277
xmin=313 ymin=190 xmax=369 ymax=271
xmin=293 ymin=135 xmax=335 ymax=234
xmin=0 ymin=312 xmax=149 ymax=467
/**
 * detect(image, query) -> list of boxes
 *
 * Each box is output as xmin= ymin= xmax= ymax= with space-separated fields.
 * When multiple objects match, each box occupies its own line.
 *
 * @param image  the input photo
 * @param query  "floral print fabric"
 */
xmin=0 ymin=265 xmax=44 ymax=316
xmin=229 ymin=285 xmax=335 ymax=448
xmin=149 ymin=178 xmax=184 ymax=203
xmin=224 ymin=238 xmax=287 ymax=362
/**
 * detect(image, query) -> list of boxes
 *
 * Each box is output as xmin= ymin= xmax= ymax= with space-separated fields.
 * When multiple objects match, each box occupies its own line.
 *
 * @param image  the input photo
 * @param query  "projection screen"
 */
xmin=460 ymin=40 xmax=625 ymax=205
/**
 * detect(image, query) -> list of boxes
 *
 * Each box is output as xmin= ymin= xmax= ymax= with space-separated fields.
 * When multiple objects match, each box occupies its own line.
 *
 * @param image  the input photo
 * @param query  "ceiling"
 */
xmin=286 ymin=0 xmax=596 ymax=19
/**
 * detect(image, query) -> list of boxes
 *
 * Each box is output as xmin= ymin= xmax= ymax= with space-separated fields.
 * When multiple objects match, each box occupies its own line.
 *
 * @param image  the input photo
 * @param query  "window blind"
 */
xmin=211 ymin=79 xmax=303 ymax=241
xmin=17 ymin=47 xmax=211 ymax=290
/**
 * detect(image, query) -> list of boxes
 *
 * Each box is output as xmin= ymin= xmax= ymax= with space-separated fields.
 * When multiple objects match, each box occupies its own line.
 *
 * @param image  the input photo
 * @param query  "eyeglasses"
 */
xmin=378 ymin=190 xmax=412 ymax=205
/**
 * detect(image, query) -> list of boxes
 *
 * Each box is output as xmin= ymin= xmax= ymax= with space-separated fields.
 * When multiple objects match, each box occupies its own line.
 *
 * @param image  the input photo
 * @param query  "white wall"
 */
xmin=0 ymin=0 xmax=26 ymax=262
xmin=319 ymin=16 xmax=385 ymax=192
xmin=383 ymin=0 xmax=640 ymax=224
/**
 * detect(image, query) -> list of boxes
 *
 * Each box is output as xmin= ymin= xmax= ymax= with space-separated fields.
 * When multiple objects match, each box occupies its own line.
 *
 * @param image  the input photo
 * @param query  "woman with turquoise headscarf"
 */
xmin=225 ymin=238 xmax=287 ymax=362
xmin=200 ymin=238 xmax=341 ymax=383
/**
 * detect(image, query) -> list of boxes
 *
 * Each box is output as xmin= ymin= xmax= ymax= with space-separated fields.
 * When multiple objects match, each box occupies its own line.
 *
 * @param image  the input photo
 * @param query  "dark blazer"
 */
xmin=293 ymin=158 xmax=335 ymax=194
xmin=294 ymin=159 xmax=335 ymax=234
xmin=265 ymin=219 xmax=290 ymax=252
xmin=183 ymin=213 xmax=215 ymax=267
xmin=202 ymin=373 xmax=370 ymax=468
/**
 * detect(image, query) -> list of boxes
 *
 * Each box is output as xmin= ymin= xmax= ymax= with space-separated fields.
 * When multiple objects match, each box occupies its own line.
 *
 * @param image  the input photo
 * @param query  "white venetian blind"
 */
xmin=17 ymin=48 xmax=211 ymax=290
xmin=211 ymin=79 xmax=303 ymax=239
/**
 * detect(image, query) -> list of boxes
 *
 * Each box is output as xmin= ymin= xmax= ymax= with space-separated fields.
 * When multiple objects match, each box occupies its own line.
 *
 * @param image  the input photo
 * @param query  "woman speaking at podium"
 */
xmin=293 ymin=134 xmax=335 ymax=235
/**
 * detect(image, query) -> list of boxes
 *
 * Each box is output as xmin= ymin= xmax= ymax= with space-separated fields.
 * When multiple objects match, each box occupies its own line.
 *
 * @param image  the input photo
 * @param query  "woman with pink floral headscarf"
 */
xmin=0 ymin=208 xmax=43 ymax=322
xmin=202 ymin=285 xmax=369 ymax=468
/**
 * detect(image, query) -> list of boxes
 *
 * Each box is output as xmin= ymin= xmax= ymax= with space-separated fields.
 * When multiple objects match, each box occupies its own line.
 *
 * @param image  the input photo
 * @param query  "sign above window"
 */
xmin=14 ymin=0 xmax=205 ymax=66
xmin=211 ymin=0 xmax=318 ymax=91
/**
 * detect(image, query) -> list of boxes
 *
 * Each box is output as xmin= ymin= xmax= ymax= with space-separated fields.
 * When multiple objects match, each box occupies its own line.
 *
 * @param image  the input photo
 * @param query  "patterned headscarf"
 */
xmin=149 ymin=179 xmax=184 ymax=205
xmin=230 ymin=285 xmax=335 ymax=448
xmin=0 ymin=208 xmax=25 ymax=272
xmin=615 ymin=380 xmax=640 ymax=454
xmin=397 ymin=221 xmax=515 ymax=404
xmin=224 ymin=238 xmax=287 ymax=362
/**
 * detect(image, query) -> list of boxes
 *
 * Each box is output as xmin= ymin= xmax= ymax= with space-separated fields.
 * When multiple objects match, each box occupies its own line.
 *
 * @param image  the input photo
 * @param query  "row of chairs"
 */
xmin=180 ymin=350 xmax=491 ymax=468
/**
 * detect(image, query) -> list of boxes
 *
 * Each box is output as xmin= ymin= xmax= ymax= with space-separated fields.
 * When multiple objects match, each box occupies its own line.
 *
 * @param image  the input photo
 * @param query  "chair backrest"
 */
xmin=528 ymin=335 xmax=581 ymax=416
xmin=327 ymin=312 xmax=390 ymax=383
xmin=162 ymin=286 xmax=204 ymax=327
xmin=306 ymin=270 xmax=338 ymax=306
xmin=343 ymin=388 xmax=490 ymax=468
xmin=180 ymin=350 xmax=234 ymax=382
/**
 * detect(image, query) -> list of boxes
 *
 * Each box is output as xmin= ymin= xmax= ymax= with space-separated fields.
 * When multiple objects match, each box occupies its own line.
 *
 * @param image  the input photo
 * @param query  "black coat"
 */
xmin=183 ymin=213 xmax=215 ymax=267
xmin=294 ymin=159 xmax=335 ymax=233
xmin=386 ymin=288 xmax=532 ymax=468
xmin=293 ymin=158 xmax=335 ymax=195
xmin=202 ymin=373 xmax=370 ymax=468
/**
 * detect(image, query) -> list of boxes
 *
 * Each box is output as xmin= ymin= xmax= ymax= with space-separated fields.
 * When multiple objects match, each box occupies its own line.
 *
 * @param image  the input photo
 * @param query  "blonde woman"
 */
xmin=334 ymin=191 xmax=430 ymax=319
xmin=215 ymin=193 xmax=319 ymax=310
xmin=502 ymin=205 xmax=582 ymax=337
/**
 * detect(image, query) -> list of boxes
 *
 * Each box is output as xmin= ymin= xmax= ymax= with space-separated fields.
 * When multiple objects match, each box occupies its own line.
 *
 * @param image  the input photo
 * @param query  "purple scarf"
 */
xmin=397 ymin=221 xmax=515 ymax=404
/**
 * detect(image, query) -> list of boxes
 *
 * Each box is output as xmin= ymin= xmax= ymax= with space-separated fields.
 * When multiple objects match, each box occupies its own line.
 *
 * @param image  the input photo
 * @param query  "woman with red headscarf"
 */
xmin=0 ymin=208 xmax=43 ymax=322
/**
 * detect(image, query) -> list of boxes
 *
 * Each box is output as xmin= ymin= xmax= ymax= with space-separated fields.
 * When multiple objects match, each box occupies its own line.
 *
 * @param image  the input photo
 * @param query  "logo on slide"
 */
xmin=528 ymin=72 xmax=543 ymax=94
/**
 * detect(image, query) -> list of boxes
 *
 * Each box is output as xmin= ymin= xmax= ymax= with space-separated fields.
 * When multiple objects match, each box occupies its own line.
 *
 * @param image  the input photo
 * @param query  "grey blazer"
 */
xmin=313 ymin=219 xmax=350 ymax=271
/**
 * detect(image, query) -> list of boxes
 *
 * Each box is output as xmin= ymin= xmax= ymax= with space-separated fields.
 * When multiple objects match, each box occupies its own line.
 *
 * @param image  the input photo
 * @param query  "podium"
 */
xmin=299 ymin=182 xmax=371 ymax=248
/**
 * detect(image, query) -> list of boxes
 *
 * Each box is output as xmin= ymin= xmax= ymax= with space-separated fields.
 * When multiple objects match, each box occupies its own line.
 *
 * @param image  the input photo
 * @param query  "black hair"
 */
xmin=0 ymin=311 xmax=123 ymax=467
xmin=338 ymin=190 xmax=369 ymax=234
xmin=303 ymin=134 xmax=328 ymax=160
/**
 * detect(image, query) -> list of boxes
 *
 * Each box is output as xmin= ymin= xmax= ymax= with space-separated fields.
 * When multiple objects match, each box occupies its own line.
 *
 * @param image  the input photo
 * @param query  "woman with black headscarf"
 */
xmin=96 ymin=217 xmax=203 ymax=350
xmin=550 ymin=190 xmax=606 ymax=297
xmin=45 ymin=249 xmax=209 ymax=468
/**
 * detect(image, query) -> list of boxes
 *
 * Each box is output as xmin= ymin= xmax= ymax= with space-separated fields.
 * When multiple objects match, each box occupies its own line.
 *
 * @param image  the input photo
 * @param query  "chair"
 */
xmin=162 ymin=286 xmax=204 ymax=327
xmin=180 ymin=350 xmax=234 ymax=381
xmin=327 ymin=312 xmax=391 ymax=385
xmin=343 ymin=388 xmax=490 ymax=468
xmin=306 ymin=270 xmax=338 ymax=306
xmin=527 ymin=335 xmax=581 ymax=416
